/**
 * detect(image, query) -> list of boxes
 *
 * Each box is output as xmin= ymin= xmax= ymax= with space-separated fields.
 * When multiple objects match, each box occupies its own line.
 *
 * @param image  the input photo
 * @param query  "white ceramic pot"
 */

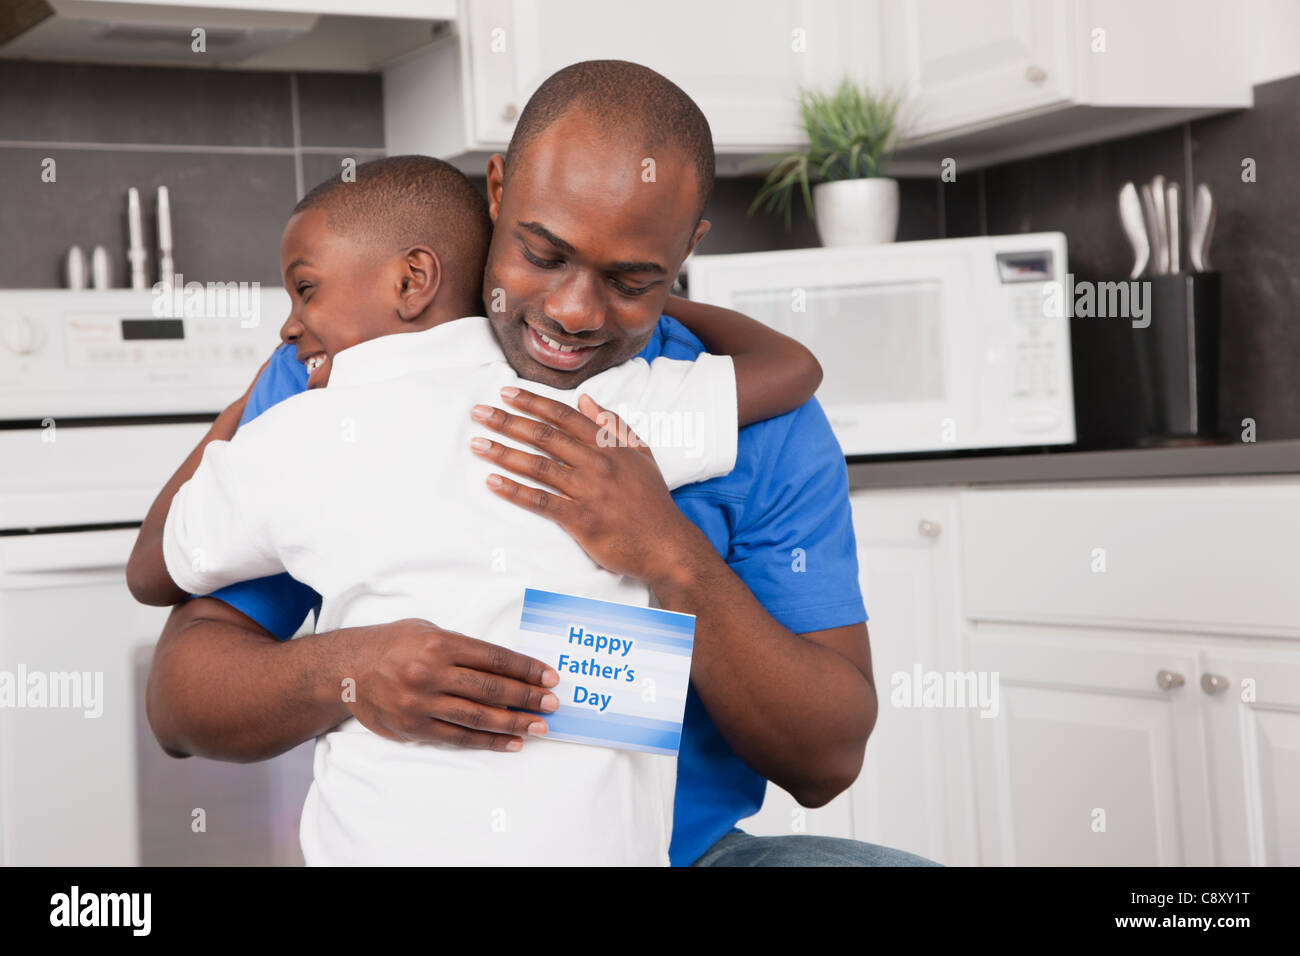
xmin=812 ymin=178 xmax=900 ymax=247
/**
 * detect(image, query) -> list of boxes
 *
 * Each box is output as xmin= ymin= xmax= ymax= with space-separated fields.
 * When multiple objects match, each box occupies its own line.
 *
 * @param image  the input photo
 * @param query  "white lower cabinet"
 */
xmin=966 ymin=623 xmax=1211 ymax=866
xmin=739 ymin=490 xmax=977 ymax=866
xmin=740 ymin=477 xmax=1299 ymax=867
xmin=1198 ymin=646 xmax=1300 ymax=866
xmin=960 ymin=478 xmax=1300 ymax=867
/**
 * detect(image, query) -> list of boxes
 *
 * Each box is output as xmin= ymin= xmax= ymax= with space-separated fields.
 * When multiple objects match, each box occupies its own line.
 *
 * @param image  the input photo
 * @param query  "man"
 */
xmin=143 ymin=60 xmax=937 ymax=867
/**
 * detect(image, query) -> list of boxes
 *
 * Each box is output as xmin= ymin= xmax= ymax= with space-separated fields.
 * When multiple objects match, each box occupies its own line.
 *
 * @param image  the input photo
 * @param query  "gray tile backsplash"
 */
xmin=1188 ymin=75 xmax=1300 ymax=444
xmin=1 ymin=60 xmax=387 ymax=290
xmin=5 ymin=59 xmax=1296 ymax=445
xmin=0 ymin=61 xmax=293 ymax=147
xmin=295 ymin=73 xmax=385 ymax=148
xmin=0 ymin=145 xmax=295 ymax=288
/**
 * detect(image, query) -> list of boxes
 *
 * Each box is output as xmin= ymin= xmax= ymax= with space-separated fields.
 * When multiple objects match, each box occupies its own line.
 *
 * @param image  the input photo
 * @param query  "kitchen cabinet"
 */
xmin=959 ymin=481 xmax=1300 ymax=638
xmin=958 ymin=478 xmax=1300 ymax=866
xmin=743 ymin=477 xmax=1300 ymax=866
xmin=882 ymin=0 xmax=1253 ymax=173
xmin=884 ymin=0 xmax=1073 ymax=140
xmin=739 ymin=491 xmax=978 ymax=866
xmin=384 ymin=0 xmax=878 ymax=173
xmin=966 ymin=623 xmax=1211 ymax=866
xmin=1199 ymin=646 xmax=1300 ymax=866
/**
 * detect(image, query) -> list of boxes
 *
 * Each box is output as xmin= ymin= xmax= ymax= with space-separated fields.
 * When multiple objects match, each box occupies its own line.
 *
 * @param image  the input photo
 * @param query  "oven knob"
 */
xmin=0 ymin=312 xmax=44 ymax=355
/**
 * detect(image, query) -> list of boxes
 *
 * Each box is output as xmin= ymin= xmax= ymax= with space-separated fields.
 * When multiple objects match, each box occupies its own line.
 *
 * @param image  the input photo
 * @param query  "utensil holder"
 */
xmin=1133 ymin=271 xmax=1221 ymax=443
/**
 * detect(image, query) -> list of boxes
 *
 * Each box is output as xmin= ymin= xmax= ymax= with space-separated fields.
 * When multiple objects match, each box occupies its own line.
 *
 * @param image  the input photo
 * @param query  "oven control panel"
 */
xmin=0 ymin=289 xmax=287 ymax=418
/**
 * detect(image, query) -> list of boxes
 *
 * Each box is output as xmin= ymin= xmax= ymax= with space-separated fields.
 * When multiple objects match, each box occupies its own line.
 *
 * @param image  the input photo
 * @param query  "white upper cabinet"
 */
xmin=881 ymin=0 xmax=1253 ymax=172
xmin=386 ymin=0 xmax=879 ymax=171
xmin=883 ymin=0 xmax=1072 ymax=139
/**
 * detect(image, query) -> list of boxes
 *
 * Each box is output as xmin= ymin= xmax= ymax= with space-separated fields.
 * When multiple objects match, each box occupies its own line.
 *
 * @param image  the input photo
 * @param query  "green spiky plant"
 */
xmin=749 ymin=79 xmax=904 ymax=229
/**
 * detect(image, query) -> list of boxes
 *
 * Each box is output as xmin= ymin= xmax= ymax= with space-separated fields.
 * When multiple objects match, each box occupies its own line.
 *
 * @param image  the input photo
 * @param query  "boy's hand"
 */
xmin=468 ymin=387 xmax=705 ymax=590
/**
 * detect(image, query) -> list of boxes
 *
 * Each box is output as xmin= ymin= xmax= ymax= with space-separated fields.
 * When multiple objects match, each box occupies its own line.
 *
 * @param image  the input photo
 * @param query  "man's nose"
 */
xmin=543 ymin=272 xmax=605 ymax=335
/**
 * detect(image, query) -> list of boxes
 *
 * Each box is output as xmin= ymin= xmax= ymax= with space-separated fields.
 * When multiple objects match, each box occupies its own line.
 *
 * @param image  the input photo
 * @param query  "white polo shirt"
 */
xmin=163 ymin=316 xmax=737 ymax=866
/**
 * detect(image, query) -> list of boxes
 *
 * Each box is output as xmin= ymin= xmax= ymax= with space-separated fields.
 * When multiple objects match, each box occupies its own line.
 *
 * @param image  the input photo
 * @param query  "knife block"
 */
xmin=1132 ymin=271 xmax=1221 ymax=445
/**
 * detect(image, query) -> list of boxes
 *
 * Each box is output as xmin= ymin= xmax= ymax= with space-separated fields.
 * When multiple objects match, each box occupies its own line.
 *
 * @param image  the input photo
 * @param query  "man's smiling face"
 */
xmin=482 ymin=109 xmax=710 ymax=389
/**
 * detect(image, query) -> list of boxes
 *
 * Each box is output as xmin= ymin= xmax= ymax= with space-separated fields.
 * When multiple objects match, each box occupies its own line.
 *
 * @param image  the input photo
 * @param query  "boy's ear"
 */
xmin=397 ymin=245 xmax=442 ymax=321
xmin=485 ymin=154 xmax=505 ymax=223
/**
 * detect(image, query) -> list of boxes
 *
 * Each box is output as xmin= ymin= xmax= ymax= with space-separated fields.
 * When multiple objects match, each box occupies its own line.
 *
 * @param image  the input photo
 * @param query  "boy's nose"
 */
xmin=279 ymin=314 xmax=300 ymax=345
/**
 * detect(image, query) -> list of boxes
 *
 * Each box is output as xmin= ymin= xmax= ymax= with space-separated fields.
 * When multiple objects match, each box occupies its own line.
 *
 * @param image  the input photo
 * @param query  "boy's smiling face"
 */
xmin=278 ymin=208 xmax=416 ymax=389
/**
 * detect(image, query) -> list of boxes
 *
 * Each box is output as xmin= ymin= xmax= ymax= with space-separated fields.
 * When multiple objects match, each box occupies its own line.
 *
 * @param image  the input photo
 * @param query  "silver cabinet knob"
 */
xmin=1201 ymin=673 xmax=1229 ymax=695
xmin=1156 ymin=670 xmax=1185 ymax=691
xmin=918 ymin=519 xmax=941 ymax=540
xmin=1025 ymin=65 xmax=1047 ymax=84
xmin=501 ymin=103 xmax=518 ymax=122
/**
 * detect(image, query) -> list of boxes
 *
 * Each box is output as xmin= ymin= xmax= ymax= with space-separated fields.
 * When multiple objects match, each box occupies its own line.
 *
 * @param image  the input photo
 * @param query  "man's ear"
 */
xmin=397 ymin=246 xmax=442 ymax=321
xmin=485 ymin=154 xmax=506 ymax=223
xmin=683 ymin=217 xmax=711 ymax=260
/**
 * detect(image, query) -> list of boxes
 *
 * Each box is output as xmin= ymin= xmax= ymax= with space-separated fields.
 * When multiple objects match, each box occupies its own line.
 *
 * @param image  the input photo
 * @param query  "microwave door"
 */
xmin=728 ymin=268 xmax=978 ymax=454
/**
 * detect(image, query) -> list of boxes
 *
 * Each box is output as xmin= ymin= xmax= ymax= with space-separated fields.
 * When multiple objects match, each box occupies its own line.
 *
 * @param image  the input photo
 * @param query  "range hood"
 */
xmin=0 ymin=0 xmax=319 ymax=66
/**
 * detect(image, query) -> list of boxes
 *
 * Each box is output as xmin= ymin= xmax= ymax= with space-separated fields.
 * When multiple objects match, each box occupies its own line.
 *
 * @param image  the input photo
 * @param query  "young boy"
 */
xmin=128 ymin=156 xmax=821 ymax=866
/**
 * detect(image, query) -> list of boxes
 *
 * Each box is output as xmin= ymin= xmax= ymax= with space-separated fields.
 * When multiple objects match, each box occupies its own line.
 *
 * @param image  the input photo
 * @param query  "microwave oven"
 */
xmin=686 ymin=233 xmax=1076 ymax=457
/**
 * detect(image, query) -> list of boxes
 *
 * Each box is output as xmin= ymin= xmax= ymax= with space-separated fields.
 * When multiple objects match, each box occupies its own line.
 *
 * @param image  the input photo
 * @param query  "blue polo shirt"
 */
xmin=209 ymin=315 xmax=867 ymax=866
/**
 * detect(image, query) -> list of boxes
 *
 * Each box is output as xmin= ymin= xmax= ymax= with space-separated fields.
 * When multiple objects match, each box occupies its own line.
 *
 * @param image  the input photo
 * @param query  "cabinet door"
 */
xmin=849 ymin=491 xmax=973 ymax=864
xmin=736 ymin=491 xmax=972 ymax=861
xmin=884 ymin=0 xmax=1072 ymax=138
xmin=967 ymin=624 xmax=1211 ymax=865
xmin=461 ymin=0 xmax=878 ymax=149
xmin=1199 ymin=647 xmax=1300 ymax=866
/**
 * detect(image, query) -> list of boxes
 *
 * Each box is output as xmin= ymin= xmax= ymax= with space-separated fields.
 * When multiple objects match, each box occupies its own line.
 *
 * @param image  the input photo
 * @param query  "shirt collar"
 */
xmin=326 ymin=316 xmax=504 ymax=387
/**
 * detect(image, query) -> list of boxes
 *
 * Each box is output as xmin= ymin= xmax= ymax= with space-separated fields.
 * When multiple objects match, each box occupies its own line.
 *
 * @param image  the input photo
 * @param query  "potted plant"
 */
xmin=749 ymin=79 xmax=905 ymax=247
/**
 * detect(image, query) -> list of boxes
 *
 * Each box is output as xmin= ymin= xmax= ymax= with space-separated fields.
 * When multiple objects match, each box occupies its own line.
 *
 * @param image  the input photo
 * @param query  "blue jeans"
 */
xmin=690 ymin=830 xmax=943 ymax=867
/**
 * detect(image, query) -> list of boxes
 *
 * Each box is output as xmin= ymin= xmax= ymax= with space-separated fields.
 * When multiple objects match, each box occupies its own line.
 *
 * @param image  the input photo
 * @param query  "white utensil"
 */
xmin=1188 ymin=183 xmax=1215 ymax=272
xmin=157 ymin=185 xmax=174 ymax=289
xmin=1140 ymin=183 xmax=1164 ymax=275
xmin=91 ymin=245 xmax=111 ymax=289
xmin=64 ymin=245 xmax=87 ymax=290
xmin=1150 ymin=175 xmax=1168 ymax=274
xmin=127 ymin=187 xmax=147 ymax=290
xmin=1165 ymin=182 xmax=1180 ymax=275
xmin=1118 ymin=182 xmax=1150 ymax=279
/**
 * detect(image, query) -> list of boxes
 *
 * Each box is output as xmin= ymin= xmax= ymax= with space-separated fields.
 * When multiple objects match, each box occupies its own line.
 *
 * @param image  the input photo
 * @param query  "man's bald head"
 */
xmin=293 ymin=155 xmax=490 ymax=316
xmin=504 ymin=60 xmax=715 ymax=223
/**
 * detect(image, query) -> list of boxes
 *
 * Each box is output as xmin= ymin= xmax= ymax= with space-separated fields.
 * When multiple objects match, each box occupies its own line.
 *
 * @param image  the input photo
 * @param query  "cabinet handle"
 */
xmin=1156 ymin=670 xmax=1185 ymax=691
xmin=1201 ymin=673 xmax=1229 ymax=695
xmin=501 ymin=103 xmax=519 ymax=122
xmin=1025 ymin=65 xmax=1047 ymax=84
xmin=918 ymin=519 xmax=942 ymax=540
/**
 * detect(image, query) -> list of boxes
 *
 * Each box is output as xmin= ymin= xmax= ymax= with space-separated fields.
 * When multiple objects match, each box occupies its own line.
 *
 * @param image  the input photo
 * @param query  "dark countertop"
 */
xmin=847 ymin=439 xmax=1300 ymax=489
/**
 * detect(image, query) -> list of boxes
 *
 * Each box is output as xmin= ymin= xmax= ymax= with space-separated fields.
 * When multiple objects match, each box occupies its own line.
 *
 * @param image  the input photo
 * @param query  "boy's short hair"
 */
xmin=504 ymin=60 xmax=715 ymax=224
xmin=294 ymin=155 xmax=490 ymax=315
